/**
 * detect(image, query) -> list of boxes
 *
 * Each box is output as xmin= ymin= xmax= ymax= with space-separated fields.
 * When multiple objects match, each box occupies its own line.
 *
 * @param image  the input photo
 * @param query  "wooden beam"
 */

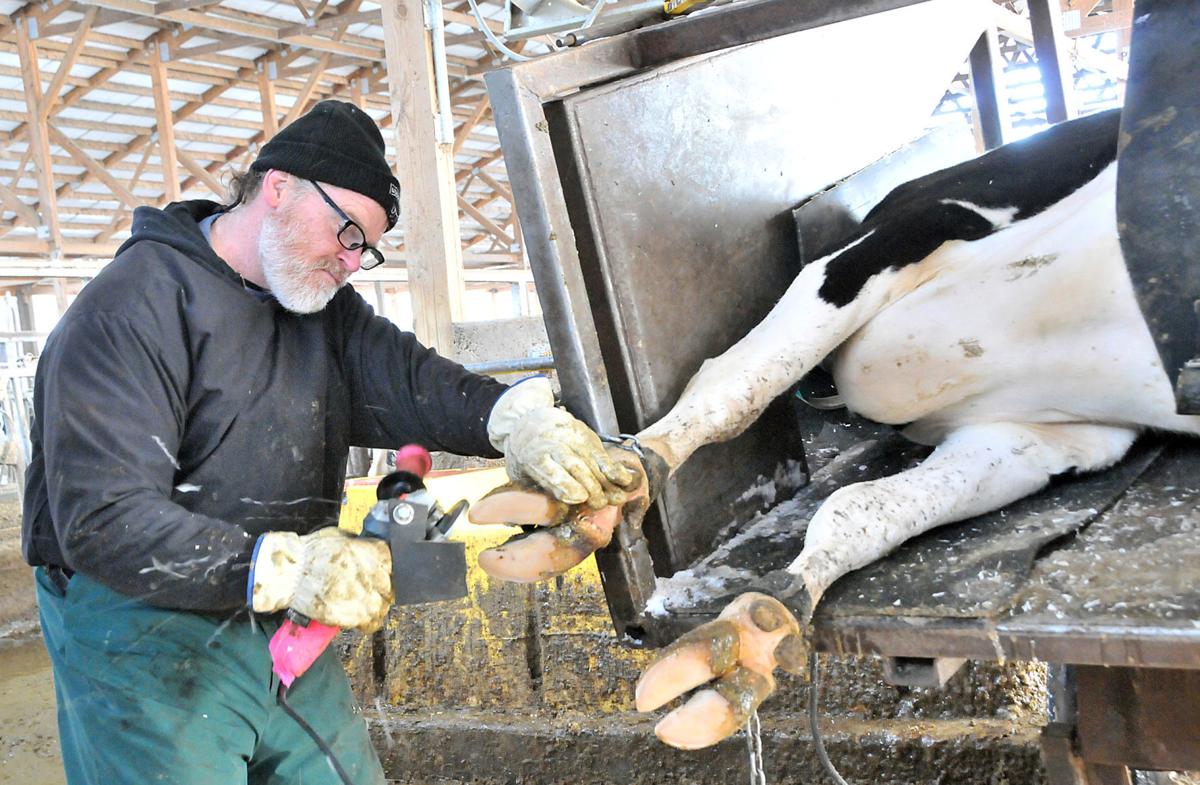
xmin=95 ymin=212 xmax=133 ymax=244
xmin=14 ymin=14 xmax=64 ymax=253
xmin=52 ymin=55 xmax=270 ymax=199
xmin=1089 ymin=0 xmax=1134 ymax=49
xmin=4 ymin=39 xmax=155 ymax=196
xmin=74 ymin=0 xmax=381 ymax=60
xmin=457 ymin=194 xmax=514 ymax=246
xmin=126 ymin=138 xmax=156 ymax=194
xmin=1115 ymin=0 xmax=1133 ymax=49
xmin=473 ymin=167 xmax=512 ymax=205
xmin=442 ymin=7 xmax=503 ymax=34
xmin=281 ymin=51 xmax=332 ymax=126
xmin=52 ymin=47 xmax=148 ymax=113
xmin=277 ymin=8 xmax=379 ymax=38
xmin=455 ymin=148 xmax=503 ymax=183
xmin=147 ymin=35 xmax=181 ymax=202
xmin=0 ymin=238 xmax=123 ymax=257
xmin=0 ymin=180 xmax=41 ymax=227
xmin=176 ymin=147 xmax=225 ymax=196
xmin=40 ymin=7 xmax=99 ymax=110
xmin=257 ymin=57 xmax=280 ymax=137
xmin=452 ymin=95 xmax=489 ymax=155
xmin=154 ymin=0 xmax=223 ymax=14
xmin=48 ymin=126 xmax=141 ymax=209
xmin=175 ymin=34 xmax=263 ymax=58
xmin=1065 ymin=9 xmax=1132 ymax=38
xmin=287 ymin=0 xmax=312 ymax=20
xmin=1061 ymin=0 xmax=1103 ymax=16
xmin=9 ymin=146 xmax=34 ymax=193
xmin=279 ymin=0 xmax=360 ymax=126
xmin=348 ymin=70 xmax=367 ymax=109
xmin=381 ymin=0 xmax=464 ymax=352
xmin=40 ymin=7 xmax=134 ymax=37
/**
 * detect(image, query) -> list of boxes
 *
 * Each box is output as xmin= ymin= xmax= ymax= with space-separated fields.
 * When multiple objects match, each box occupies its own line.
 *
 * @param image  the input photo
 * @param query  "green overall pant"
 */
xmin=34 ymin=567 xmax=386 ymax=785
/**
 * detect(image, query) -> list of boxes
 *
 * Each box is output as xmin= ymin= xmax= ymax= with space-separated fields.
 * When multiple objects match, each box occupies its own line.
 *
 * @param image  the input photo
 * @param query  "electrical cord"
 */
xmin=277 ymin=684 xmax=356 ymax=785
xmin=808 ymin=651 xmax=850 ymax=785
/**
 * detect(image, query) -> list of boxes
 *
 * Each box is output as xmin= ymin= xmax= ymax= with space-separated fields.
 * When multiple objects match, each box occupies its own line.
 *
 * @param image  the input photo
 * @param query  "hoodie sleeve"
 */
xmin=36 ymin=307 xmax=256 ymax=611
xmin=334 ymin=291 xmax=509 ymax=456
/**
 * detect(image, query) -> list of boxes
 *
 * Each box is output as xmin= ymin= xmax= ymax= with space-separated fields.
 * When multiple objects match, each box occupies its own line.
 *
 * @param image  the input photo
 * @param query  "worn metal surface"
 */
xmin=628 ymin=0 xmax=928 ymax=71
xmin=488 ymin=56 xmax=659 ymax=640
xmin=485 ymin=69 xmax=622 ymax=436
xmin=498 ymin=0 xmax=935 ymax=102
xmin=1116 ymin=0 xmax=1200 ymax=410
xmin=488 ymin=0 xmax=987 ymax=639
xmin=1076 ymin=666 xmax=1200 ymax=772
xmin=554 ymin=27 xmax=824 ymax=591
xmin=540 ymin=5 xmax=984 ymax=640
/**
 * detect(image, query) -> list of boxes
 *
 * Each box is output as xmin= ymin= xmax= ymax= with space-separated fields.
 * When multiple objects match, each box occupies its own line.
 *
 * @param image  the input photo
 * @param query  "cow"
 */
xmin=466 ymin=107 xmax=1200 ymax=749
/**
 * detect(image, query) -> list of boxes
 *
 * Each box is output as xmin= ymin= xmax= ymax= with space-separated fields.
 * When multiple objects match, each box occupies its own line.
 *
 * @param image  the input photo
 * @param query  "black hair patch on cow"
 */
xmin=818 ymin=201 xmax=995 ymax=307
xmin=865 ymin=108 xmax=1121 ymax=226
xmin=815 ymin=109 xmax=1122 ymax=309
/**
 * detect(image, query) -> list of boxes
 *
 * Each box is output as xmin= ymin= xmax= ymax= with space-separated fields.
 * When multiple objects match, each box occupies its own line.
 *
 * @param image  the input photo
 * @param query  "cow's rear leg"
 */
xmin=789 ymin=421 xmax=1138 ymax=606
xmin=636 ymin=421 xmax=1138 ymax=749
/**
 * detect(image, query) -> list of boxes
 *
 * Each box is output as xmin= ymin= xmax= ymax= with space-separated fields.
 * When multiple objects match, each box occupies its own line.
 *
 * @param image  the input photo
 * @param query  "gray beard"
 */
xmin=258 ymin=211 xmax=342 ymax=314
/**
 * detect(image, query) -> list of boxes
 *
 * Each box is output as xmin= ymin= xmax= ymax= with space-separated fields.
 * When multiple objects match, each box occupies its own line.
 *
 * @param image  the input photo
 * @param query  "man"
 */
xmin=21 ymin=100 xmax=634 ymax=785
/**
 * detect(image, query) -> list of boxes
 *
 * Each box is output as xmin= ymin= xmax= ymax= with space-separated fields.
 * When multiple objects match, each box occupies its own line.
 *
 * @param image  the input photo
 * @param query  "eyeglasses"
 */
xmin=309 ymin=180 xmax=386 ymax=270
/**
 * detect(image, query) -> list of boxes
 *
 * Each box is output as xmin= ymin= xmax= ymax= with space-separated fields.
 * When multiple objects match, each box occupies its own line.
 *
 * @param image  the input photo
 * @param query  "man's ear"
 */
xmin=262 ymin=169 xmax=290 ymax=209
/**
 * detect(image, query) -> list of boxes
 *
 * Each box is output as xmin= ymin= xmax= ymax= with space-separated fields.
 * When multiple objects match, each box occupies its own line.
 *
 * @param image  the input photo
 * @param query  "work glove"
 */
xmin=488 ymin=376 xmax=636 ymax=509
xmin=249 ymin=527 xmax=394 ymax=632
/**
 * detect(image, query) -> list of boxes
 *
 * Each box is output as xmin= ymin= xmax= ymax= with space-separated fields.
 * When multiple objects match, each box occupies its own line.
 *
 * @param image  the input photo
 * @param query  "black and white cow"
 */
xmin=468 ymin=107 xmax=1200 ymax=749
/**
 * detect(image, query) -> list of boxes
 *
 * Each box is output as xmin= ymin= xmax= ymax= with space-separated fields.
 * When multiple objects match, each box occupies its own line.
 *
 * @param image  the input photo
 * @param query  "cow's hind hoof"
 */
xmin=636 ymin=592 xmax=809 ymax=749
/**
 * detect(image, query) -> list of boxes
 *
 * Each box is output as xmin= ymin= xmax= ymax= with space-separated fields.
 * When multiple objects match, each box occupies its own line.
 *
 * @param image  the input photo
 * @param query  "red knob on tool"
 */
xmin=375 ymin=444 xmax=432 ymax=502
xmin=394 ymin=444 xmax=432 ymax=477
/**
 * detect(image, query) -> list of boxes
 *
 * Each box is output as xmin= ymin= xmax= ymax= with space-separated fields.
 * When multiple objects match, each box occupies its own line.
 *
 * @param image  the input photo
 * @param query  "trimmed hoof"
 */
xmin=475 ymin=505 xmax=622 ymax=583
xmin=468 ymin=483 xmax=572 ymax=527
xmin=473 ymin=447 xmax=651 ymax=583
xmin=653 ymin=689 xmax=735 ymax=750
xmin=636 ymin=592 xmax=809 ymax=749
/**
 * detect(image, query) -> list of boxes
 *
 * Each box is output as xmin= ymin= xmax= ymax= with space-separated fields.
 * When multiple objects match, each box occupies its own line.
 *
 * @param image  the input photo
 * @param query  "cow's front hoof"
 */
xmin=468 ymin=483 xmax=573 ymax=527
xmin=474 ymin=504 xmax=623 ymax=583
xmin=469 ymin=448 xmax=650 ymax=582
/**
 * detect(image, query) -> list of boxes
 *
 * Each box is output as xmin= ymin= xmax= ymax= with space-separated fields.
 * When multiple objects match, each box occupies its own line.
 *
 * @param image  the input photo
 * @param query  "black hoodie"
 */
xmin=22 ymin=200 xmax=506 ymax=611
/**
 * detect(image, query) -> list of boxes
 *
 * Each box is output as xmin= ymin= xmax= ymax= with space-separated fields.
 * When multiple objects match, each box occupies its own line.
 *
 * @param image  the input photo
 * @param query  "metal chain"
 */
xmin=746 ymin=708 xmax=767 ymax=785
xmin=598 ymin=432 xmax=646 ymax=459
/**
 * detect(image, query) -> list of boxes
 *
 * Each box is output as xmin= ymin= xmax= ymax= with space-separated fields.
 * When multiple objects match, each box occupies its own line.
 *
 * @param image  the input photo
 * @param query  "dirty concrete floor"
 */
xmin=0 ymin=496 xmax=64 ymax=785
xmin=0 ymin=638 xmax=62 ymax=785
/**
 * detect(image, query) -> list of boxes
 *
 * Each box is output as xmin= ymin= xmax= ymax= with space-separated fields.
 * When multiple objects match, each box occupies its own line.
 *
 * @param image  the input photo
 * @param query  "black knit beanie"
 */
xmin=251 ymin=100 xmax=401 ymax=231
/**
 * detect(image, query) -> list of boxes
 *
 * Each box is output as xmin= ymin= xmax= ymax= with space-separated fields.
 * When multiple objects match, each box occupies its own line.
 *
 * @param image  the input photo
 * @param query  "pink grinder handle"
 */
xmin=270 ymin=618 xmax=340 ymax=687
